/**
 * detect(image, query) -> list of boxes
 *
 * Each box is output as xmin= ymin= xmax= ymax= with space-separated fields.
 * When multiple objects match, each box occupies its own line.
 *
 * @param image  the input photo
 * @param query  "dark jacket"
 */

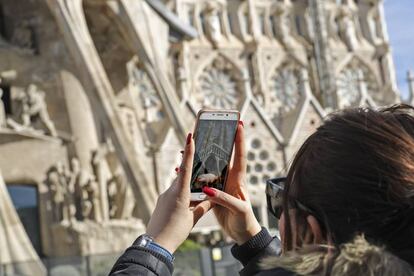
xmin=109 ymin=228 xmax=414 ymax=275
xmin=109 ymin=228 xmax=293 ymax=276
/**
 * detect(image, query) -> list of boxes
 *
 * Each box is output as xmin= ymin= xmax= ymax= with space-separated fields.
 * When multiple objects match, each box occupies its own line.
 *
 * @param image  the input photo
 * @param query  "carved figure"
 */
xmin=337 ymin=6 xmax=359 ymax=51
xmin=80 ymin=176 xmax=100 ymax=220
xmin=204 ymin=2 xmax=222 ymax=47
xmin=366 ymin=2 xmax=384 ymax=45
xmin=273 ymin=1 xmax=297 ymax=49
xmin=21 ymin=84 xmax=57 ymax=137
xmin=107 ymin=167 xmax=135 ymax=219
xmin=49 ymin=162 xmax=77 ymax=223
xmin=47 ymin=169 xmax=65 ymax=222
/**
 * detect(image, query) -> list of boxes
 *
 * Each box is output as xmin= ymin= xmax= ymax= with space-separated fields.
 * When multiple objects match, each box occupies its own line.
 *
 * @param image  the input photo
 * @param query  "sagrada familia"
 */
xmin=0 ymin=0 xmax=413 ymax=275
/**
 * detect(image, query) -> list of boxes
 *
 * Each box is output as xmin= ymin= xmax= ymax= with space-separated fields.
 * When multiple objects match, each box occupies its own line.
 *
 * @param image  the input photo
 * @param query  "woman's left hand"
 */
xmin=146 ymin=133 xmax=212 ymax=253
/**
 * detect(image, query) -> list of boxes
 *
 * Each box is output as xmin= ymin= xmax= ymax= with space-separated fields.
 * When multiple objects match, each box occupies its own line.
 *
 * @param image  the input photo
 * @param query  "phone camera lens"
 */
xmin=226 ymin=114 xmax=228 ymax=116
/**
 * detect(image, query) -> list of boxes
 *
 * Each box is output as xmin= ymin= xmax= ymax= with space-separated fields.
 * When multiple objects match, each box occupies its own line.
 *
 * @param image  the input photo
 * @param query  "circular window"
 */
xmin=259 ymin=150 xmax=269 ymax=160
xmin=254 ymin=164 xmax=263 ymax=172
xmin=247 ymin=152 xmax=255 ymax=161
xmin=251 ymin=139 xmax=261 ymax=149
xmin=267 ymin=162 xmax=276 ymax=171
xmin=250 ymin=175 xmax=259 ymax=185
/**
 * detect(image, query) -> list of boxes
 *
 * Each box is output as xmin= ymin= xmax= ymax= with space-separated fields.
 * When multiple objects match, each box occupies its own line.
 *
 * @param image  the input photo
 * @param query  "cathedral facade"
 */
xmin=0 ymin=0 xmax=403 ymax=274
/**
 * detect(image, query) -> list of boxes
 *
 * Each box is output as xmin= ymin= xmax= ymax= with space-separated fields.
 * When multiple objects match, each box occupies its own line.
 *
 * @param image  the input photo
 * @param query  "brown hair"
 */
xmin=282 ymin=104 xmax=414 ymax=266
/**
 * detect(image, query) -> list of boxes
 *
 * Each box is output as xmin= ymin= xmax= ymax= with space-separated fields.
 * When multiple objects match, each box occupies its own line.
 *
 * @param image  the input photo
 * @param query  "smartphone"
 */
xmin=190 ymin=110 xmax=240 ymax=201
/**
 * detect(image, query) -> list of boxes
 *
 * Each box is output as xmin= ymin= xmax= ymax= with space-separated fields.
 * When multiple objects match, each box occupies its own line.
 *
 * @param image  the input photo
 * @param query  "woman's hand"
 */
xmin=203 ymin=122 xmax=262 ymax=245
xmin=146 ymin=133 xmax=212 ymax=253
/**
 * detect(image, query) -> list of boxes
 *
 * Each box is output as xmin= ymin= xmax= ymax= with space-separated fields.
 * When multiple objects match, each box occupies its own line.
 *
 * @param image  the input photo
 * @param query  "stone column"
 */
xmin=408 ymin=70 xmax=414 ymax=105
xmin=0 ymin=171 xmax=46 ymax=276
xmin=46 ymin=0 xmax=157 ymax=222
xmin=61 ymin=71 xmax=98 ymax=171
xmin=309 ymin=0 xmax=338 ymax=110
xmin=60 ymin=71 xmax=110 ymax=221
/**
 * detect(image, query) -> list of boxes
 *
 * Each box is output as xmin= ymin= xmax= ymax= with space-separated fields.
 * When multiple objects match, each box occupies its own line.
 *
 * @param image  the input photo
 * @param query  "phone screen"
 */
xmin=191 ymin=118 xmax=238 ymax=192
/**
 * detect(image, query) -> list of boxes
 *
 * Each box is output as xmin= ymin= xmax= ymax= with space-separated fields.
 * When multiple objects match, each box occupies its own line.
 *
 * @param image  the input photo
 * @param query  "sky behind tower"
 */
xmin=384 ymin=0 xmax=414 ymax=100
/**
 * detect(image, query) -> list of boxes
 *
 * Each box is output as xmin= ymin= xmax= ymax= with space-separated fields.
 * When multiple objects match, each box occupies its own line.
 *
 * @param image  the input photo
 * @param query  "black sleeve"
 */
xmin=231 ymin=227 xmax=282 ymax=276
xmin=109 ymin=245 xmax=173 ymax=276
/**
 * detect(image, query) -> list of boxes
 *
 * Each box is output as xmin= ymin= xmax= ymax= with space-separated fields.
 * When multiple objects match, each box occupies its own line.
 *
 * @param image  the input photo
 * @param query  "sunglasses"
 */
xmin=265 ymin=177 xmax=315 ymax=219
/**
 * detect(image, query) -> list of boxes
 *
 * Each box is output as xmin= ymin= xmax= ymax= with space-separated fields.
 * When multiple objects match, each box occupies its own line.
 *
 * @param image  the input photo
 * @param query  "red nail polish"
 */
xmin=175 ymin=167 xmax=180 ymax=173
xmin=239 ymin=121 xmax=244 ymax=127
xmin=203 ymin=186 xmax=216 ymax=197
xmin=186 ymin=133 xmax=192 ymax=145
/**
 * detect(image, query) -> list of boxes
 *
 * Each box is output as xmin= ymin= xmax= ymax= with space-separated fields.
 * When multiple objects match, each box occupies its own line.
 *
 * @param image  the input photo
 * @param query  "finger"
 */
xmin=177 ymin=133 xmax=194 ymax=196
xmin=204 ymin=187 xmax=247 ymax=214
xmin=232 ymin=122 xmax=247 ymax=177
xmin=192 ymin=200 xmax=213 ymax=224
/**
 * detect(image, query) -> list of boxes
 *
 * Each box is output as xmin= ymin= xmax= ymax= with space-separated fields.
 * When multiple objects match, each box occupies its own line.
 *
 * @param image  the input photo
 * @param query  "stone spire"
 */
xmin=408 ymin=70 xmax=414 ymax=104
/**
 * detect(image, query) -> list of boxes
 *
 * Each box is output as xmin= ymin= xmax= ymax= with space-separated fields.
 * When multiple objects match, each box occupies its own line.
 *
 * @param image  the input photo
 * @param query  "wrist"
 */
xmin=135 ymin=234 xmax=175 ymax=262
xmin=151 ymin=234 xmax=177 ymax=254
xmin=235 ymin=221 xmax=262 ymax=245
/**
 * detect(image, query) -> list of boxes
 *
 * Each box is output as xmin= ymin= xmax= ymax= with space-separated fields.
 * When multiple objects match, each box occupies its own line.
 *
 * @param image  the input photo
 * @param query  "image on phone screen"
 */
xmin=191 ymin=119 xmax=238 ymax=193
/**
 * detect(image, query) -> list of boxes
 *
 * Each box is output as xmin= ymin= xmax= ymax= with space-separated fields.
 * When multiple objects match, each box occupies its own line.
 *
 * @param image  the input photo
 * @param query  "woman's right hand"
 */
xmin=203 ymin=122 xmax=262 ymax=245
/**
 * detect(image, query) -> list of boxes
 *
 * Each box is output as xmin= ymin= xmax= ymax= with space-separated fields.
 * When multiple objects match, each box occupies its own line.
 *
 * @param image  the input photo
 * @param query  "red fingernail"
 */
xmin=186 ymin=133 xmax=192 ymax=145
xmin=175 ymin=167 xmax=180 ymax=173
xmin=239 ymin=121 xmax=244 ymax=127
xmin=203 ymin=186 xmax=216 ymax=197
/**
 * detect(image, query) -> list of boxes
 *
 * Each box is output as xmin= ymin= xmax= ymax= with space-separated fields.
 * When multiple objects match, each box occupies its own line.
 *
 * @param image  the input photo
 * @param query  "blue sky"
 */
xmin=384 ymin=0 xmax=414 ymax=100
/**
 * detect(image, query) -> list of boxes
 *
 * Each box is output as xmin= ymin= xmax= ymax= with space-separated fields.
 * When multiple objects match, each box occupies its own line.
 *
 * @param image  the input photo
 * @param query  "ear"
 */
xmin=306 ymin=215 xmax=323 ymax=244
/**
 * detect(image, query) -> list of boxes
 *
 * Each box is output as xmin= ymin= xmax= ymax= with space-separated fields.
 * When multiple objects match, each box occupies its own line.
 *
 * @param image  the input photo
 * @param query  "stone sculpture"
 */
xmin=337 ymin=5 xmax=359 ymax=51
xmin=273 ymin=1 xmax=297 ymax=49
xmin=47 ymin=169 xmax=65 ymax=222
xmin=22 ymin=84 xmax=57 ymax=137
xmin=7 ymin=84 xmax=57 ymax=137
xmin=204 ymin=2 xmax=222 ymax=47
xmin=80 ymin=176 xmax=100 ymax=220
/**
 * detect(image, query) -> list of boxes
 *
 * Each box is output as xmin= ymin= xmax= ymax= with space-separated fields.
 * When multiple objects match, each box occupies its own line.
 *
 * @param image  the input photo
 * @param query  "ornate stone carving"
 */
xmin=47 ymin=162 xmax=77 ymax=223
xmin=129 ymin=62 xmax=164 ymax=124
xmin=196 ymin=57 xmax=240 ymax=109
xmin=80 ymin=175 xmax=100 ymax=220
xmin=272 ymin=1 xmax=298 ymax=48
xmin=203 ymin=2 xmax=222 ymax=47
xmin=246 ymin=137 xmax=276 ymax=186
xmin=337 ymin=61 xmax=379 ymax=107
xmin=337 ymin=68 xmax=362 ymax=107
xmin=7 ymin=84 xmax=57 ymax=137
xmin=268 ymin=65 xmax=301 ymax=115
xmin=337 ymin=5 xmax=359 ymax=51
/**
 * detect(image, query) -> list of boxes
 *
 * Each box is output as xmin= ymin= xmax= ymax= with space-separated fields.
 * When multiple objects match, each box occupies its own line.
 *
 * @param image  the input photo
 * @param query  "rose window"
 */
xmin=196 ymin=58 xmax=240 ymax=109
xmin=337 ymin=68 xmax=361 ymax=108
xmin=269 ymin=67 xmax=300 ymax=114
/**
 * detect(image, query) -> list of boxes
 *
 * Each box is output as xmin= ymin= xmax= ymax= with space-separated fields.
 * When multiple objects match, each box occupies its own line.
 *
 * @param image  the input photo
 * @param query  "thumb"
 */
xmin=192 ymin=200 xmax=213 ymax=224
xmin=202 ymin=187 xmax=248 ymax=214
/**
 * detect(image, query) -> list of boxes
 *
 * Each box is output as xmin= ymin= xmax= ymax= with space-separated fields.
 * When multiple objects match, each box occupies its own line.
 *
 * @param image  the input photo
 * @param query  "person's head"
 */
xmin=279 ymin=104 xmax=414 ymax=266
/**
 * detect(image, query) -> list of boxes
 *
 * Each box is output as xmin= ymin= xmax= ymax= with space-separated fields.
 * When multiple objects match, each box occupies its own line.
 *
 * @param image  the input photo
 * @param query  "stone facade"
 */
xmin=0 ymin=0 xmax=405 ymax=274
